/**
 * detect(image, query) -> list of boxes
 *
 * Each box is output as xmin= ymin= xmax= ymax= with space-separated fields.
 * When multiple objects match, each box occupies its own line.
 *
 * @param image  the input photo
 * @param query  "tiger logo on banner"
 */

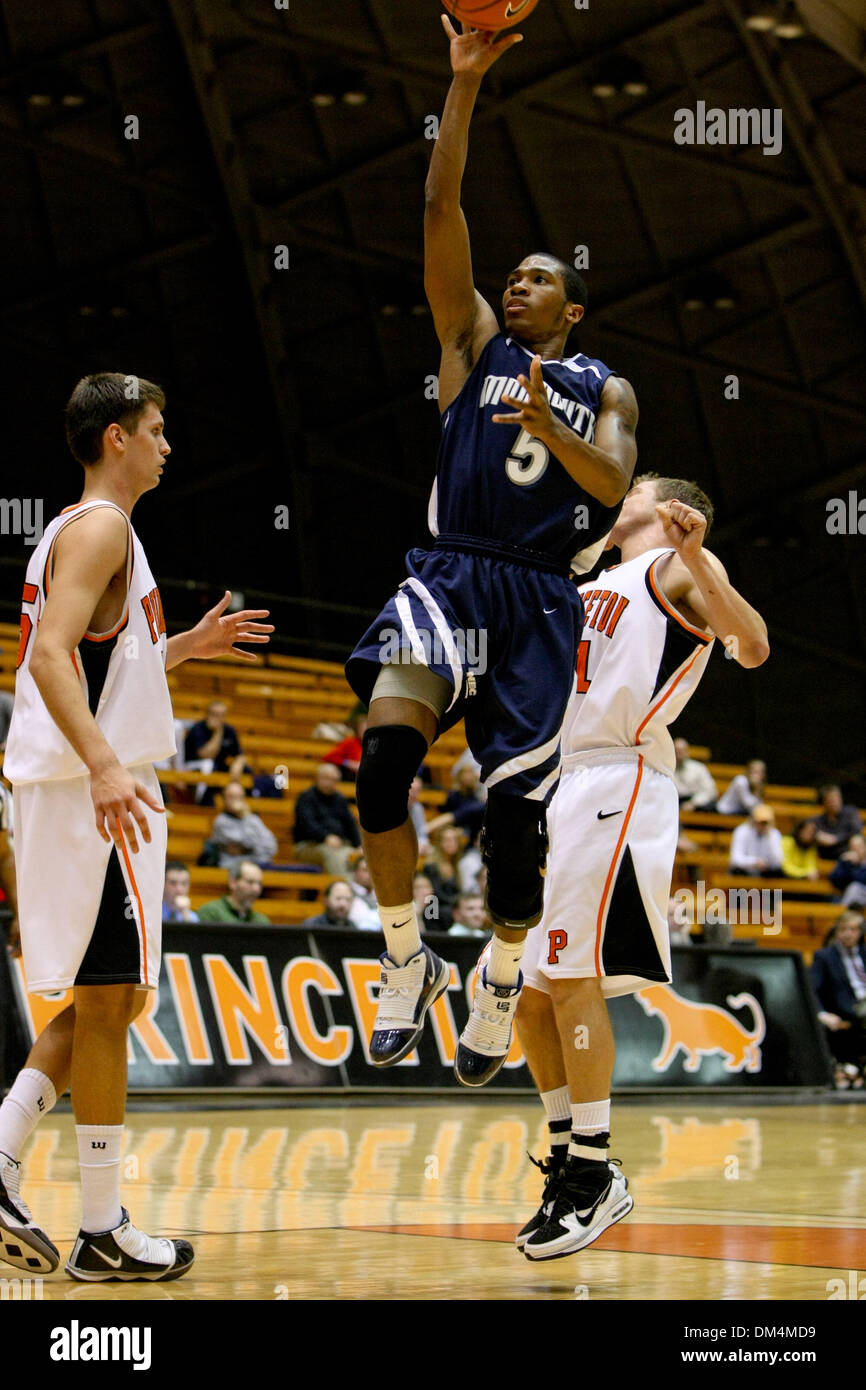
xmin=635 ymin=984 xmax=765 ymax=1074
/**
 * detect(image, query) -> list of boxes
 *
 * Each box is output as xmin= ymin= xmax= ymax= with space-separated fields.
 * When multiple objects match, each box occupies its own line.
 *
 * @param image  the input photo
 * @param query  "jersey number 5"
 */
xmin=505 ymin=428 xmax=549 ymax=486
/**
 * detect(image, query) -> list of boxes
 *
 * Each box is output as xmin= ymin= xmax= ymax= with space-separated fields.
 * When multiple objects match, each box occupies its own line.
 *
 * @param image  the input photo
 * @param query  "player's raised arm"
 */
xmin=425 ymin=17 xmax=521 ymax=408
xmin=656 ymin=500 xmax=770 ymax=668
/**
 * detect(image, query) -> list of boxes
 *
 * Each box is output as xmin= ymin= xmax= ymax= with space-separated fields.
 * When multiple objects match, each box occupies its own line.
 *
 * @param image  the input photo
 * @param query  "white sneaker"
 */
xmin=523 ymin=1158 xmax=633 ymax=1260
xmin=0 ymin=1150 xmax=59 ymax=1273
xmin=369 ymin=945 xmax=450 ymax=1067
xmin=66 ymin=1207 xmax=194 ymax=1282
xmin=454 ymin=967 xmax=523 ymax=1087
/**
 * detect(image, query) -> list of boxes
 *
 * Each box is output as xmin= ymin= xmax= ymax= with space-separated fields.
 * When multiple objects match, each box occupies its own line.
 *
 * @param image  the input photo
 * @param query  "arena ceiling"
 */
xmin=0 ymin=0 xmax=864 ymax=787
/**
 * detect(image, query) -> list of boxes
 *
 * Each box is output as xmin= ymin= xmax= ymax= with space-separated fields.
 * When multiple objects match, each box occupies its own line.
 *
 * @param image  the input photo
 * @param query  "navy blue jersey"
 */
xmin=430 ymin=333 xmax=623 ymax=571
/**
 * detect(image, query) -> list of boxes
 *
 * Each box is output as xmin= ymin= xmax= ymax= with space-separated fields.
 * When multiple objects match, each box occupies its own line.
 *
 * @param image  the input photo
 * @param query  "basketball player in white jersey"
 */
xmin=509 ymin=474 xmax=769 ymax=1259
xmin=0 ymin=373 xmax=272 ymax=1281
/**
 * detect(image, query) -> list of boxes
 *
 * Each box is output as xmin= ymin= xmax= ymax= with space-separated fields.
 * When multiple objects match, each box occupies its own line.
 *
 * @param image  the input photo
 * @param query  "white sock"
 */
xmin=0 ymin=1069 xmax=57 ymax=1162
xmin=569 ymin=1099 xmax=611 ymax=1164
xmin=540 ymin=1084 xmax=571 ymax=1157
xmin=76 ymin=1125 xmax=124 ymax=1233
xmin=378 ymin=902 xmax=422 ymax=967
xmin=487 ymin=934 xmax=525 ymax=987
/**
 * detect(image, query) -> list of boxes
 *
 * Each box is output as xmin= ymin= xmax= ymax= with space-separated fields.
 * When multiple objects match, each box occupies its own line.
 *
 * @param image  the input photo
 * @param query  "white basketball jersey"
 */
xmin=561 ymin=547 xmax=714 ymax=775
xmin=4 ymin=500 xmax=176 ymax=784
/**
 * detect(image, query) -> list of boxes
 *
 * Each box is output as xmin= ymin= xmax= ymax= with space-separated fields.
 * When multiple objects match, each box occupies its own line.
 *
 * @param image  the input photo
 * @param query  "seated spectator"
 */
xmin=729 ymin=804 xmax=783 ymax=876
xmin=780 ymin=819 xmax=820 ymax=881
xmin=458 ymin=829 xmax=483 ymax=895
xmin=413 ymin=871 xmax=439 ymax=932
xmin=348 ymin=856 xmax=380 ymax=930
xmin=428 ymin=765 xmax=486 ymax=843
xmin=304 ymin=880 xmax=357 ymax=930
xmin=197 ymin=860 xmax=269 ymax=924
xmin=672 ymin=738 xmax=718 ymax=811
xmin=830 ymin=834 xmax=866 ymax=907
xmin=451 ymin=748 xmax=487 ymax=802
xmin=211 ymin=781 xmax=278 ymax=868
xmin=449 ymin=892 xmax=489 ymax=939
xmin=293 ymin=763 xmax=361 ymax=874
xmin=717 ymin=759 xmax=766 ymax=816
xmin=810 ymin=784 xmax=863 ymax=860
xmin=163 ymin=860 xmax=199 ymax=923
xmin=322 ymin=712 xmax=367 ymax=782
xmin=184 ymin=700 xmax=247 ymax=805
xmin=407 ymin=776 xmax=432 ymax=858
xmin=423 ymin=825 xmax=464 ymax=930
xmin=811 ymin=911 xmax=866 ymax=1085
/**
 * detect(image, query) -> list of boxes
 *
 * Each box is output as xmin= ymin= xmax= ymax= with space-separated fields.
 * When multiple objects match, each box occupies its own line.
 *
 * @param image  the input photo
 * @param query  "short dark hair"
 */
xmin=65 ymin=372 xmax=166 ymax=466
xmin=634 ymin=473 xmax=715 ymax=536
xmin=325 ymin=878 xmax=351 ymax=900
xmin=528 ymin=253 xmax=588 ymax=313
xmin=165 ymin=860 xmax=189 ymax=875
xmin=818 ymin=783 xmax=841 ymax=800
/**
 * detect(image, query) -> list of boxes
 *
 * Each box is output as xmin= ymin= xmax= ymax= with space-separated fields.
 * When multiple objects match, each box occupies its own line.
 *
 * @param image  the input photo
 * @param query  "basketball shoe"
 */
xmin=369 ymin=944 xmax=450 ymax=1067
xmin=523 ymin=1156 xmax=633 ymax=1260
xmin=66 ymin=1208 xmax=194 ymax=1282
xmin=515 ymin=1151 xmax=567 ymax=1250
xmin=454 ymin=967 xmax=522 ymax=1087
xmin=0 ymin=1151 xmax=59 ymax=1273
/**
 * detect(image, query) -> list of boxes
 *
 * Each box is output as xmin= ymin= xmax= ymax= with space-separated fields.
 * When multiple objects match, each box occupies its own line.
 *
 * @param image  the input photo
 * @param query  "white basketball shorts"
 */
xmin=522 ymin=751 xmax=677 ymax=999
xmin=12 ymin=762 xmax=166 ymax=995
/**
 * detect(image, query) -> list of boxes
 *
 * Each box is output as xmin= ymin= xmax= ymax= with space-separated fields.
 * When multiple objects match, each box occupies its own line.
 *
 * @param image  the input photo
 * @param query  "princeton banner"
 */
xmin=4 ymin=927 xmax=832 ymax=1091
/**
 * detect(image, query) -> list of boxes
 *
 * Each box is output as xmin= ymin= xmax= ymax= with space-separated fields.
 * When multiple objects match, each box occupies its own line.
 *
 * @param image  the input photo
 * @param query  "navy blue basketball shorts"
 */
xmin=346 ymin=541 xmax=584 ymax=804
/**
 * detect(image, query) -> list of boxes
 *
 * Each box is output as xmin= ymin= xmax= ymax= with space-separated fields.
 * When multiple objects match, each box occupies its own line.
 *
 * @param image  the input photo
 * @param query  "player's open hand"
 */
xmin=91 ymin=763 xmax=165 ymax=855
xmin=188 ymin=591 xmax=274 ymax=663
xmin=441 ymin=13 xmax=523 ymax=77
xmin=492 ymin=354 xmax=554 ymax=441
xmin=656 ymin=499 xmax=707 ymax=562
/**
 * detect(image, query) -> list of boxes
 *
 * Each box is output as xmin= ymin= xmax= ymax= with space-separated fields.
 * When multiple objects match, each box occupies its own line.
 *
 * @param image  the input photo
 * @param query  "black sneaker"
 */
xmin=65 ymin=1208 xmax=194 ymax=1282
xmin=369 ymin=945 xmax=450 ymax=1067
xmin=515 ymin=1151 xmax=566 ymax=1250
xmin=0 ymin=1151 xmax=59 ymax=1273
xmin=523 ymin=1157 xmax=633 ymax=1261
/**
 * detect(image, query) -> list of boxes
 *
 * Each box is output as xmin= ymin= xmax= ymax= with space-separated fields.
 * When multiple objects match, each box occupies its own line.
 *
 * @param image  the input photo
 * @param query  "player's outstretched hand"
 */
xmin=493 ymin=354 xmax=554 ymax=441
xmin=441 ymin=13 xmax=523 ymax=77
xmin=187 ymin=590 xmax=275 ymax=663
xmin=91 ymin=763 xmax=165 ymax=855
xmin=656 ymin=500 xmax=707 ymax=562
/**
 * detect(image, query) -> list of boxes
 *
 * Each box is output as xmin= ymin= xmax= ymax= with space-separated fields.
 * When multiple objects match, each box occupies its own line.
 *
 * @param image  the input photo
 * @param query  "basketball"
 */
xmin=443 ymin=0 xmax=540 ymax=31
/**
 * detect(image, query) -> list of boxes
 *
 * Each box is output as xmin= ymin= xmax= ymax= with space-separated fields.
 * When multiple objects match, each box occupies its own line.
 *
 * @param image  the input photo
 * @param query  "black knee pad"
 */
xmin=355 ymin=725 xmax=428 ymax=835
xmin=481 ymin=792 xmax=549 ymax=929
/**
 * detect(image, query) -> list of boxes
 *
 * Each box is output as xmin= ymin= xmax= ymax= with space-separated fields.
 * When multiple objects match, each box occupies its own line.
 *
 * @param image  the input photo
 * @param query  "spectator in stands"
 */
xmin=348 ymin=856 xmax=380 ymax=930
xmin=423 ymin=825 xmax=464 ymax=930
xmin=304 ymin=880 xmax=357 ymax=930
xmin=413 ymin=871 xmax=439 ymax=932
xmin=449 ymin=892 xmax=488 ymax=939
xmin=780 ymin=818 xmax=820 ymax=882
xmin=407 ymin=776 xmax=432 ymax=858
xmin=830 ymin=834 xmax=866 ymax=907
xmin=729 ymin=803 xmax=783 ymax=876
xmin=292 ymin=763 xmax=362 ymax=874
xmin=210 ymin=780 xmax=278 ymax=869
xmin=810 ymin=784 xmax=863 ymax=860
xmin=197 ymin=860 xmax=270 ymax=924
xmin=717 ymin=759 xmax=766 ymax=816
xmin=428 ymin=764 xmax=486 ymax=843
xmin=458 ymin=829 xmax=483 ymax=895
xmin=0 ymin=778 xmax=19 ymax=957
xmin=811 ymin=911 xmax=866 ymax=1085
xmin=451 ymin=748 xmax=486 ymax=802
xmin=162 ymin=861 xmax=199 ymax=923
xmin=322 ymin=711 xmax=367 ymax=782
xmin=672 ymin=738 xmax=718 ymax=811
xmin=184 ymin=699 xmax=247 ymax=805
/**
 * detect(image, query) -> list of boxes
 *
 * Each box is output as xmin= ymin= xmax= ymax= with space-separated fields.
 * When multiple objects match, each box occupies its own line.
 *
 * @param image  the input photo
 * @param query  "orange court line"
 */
xmin=350 ymin=1222 xmax=866 ymax=1270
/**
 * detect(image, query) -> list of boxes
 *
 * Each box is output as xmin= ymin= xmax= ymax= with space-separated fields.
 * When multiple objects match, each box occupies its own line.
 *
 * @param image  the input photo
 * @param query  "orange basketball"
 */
xmin=443 ymin=0 xmax=540 ymax=31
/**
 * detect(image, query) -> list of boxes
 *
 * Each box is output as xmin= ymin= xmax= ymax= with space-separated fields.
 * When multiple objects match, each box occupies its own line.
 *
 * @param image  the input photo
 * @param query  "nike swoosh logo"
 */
xmin=597 ymin=810 xmax=623 ymax=820
xmin=393 ymin=918 xmax=413 ymax=929
xmin=505 ymin=0 xmax=531 ymax=13
xmin=93 ymin=1247 xmax=124 ymax=1268
xmin=543 ymin=607 xmax=558 ymax=615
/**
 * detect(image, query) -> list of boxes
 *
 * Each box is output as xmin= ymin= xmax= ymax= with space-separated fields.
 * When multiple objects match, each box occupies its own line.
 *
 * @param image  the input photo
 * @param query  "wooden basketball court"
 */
xmin=12 ymin=1097 xmax=865 ymax=1302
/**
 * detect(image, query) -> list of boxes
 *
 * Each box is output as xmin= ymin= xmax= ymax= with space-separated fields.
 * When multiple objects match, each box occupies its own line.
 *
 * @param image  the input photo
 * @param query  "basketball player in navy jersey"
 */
xmin=510 ymin=476 xmax=768 ymax=1258
xmin=0 ymin=373 xmax=272 ymax=1280
xmin=346 ymin=17 xmax=638 ymax=1083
